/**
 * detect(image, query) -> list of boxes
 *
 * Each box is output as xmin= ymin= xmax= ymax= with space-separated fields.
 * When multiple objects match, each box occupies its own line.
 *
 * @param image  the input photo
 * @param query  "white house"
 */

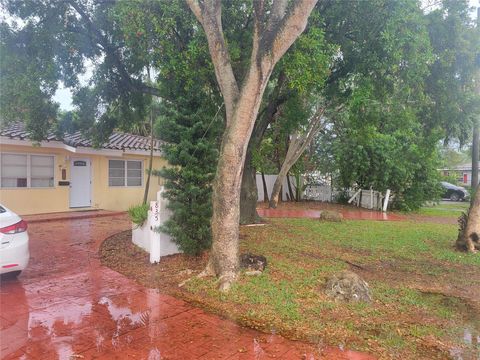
xmin=441 ymin=162 xmax=480 ymax=186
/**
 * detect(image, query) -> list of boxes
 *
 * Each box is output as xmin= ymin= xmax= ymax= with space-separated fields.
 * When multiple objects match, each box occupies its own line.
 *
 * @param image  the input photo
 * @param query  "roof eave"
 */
xmin=0 ymin=137 xmax=164 ymax=157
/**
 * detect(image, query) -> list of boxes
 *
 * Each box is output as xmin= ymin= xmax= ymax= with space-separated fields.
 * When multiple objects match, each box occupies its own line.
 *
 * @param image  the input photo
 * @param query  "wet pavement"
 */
xmin=256 ymin=208 xmax=405 ymax=221
xmin=0 ymin=214 xmax=375 ymax=359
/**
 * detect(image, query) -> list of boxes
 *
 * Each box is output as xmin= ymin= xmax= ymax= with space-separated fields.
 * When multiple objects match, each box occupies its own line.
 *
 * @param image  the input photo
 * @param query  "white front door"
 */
xmin=70 ymin=158 xmax=92 ymax=208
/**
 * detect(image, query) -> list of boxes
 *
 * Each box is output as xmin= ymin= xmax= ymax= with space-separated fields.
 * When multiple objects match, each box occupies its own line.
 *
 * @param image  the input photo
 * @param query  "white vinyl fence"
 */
xmin=304 ymin=185 xmax=338 ymax=202
xmin=347 ymin=188 xmax=391 ymax=211
xmin=256 ymin=174 xmax=304 ymax=202
xmin=255 ymin=174 xmax=392 ymax=211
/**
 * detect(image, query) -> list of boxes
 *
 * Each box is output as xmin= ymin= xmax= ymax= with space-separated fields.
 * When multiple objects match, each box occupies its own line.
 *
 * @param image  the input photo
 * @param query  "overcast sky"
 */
xmin=53 ymin=0 xmax=479 ymax=111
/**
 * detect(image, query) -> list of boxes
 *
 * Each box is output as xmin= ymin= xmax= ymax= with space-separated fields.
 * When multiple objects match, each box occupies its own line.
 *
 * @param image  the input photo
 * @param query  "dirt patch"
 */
xmin=356 ymin=258 xmax=480 ymax=314
xmin=100 ymin=230 xmax=208 ymax=293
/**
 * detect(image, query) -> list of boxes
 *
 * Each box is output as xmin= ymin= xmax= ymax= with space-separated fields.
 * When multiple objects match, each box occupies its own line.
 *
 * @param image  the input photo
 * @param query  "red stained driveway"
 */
xmin=0 ymin=213 xmax=374 ymax=360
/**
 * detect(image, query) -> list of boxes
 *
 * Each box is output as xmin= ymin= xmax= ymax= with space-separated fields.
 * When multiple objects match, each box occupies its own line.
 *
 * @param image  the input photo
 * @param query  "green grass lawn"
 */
xmin=413 ymin=202 xmax=470 ymax=217
xmin=183 ymin=219 xmax=480 ymax=359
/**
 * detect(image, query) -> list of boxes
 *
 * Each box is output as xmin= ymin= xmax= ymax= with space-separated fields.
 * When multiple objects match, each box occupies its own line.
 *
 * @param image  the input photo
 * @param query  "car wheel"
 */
xmin=450 ymin=193 xmax=460 ymax=202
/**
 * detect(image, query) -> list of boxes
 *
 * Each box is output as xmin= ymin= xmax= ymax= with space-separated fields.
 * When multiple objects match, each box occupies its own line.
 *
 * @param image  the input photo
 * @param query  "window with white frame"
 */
xmin=108 ymin=159 xmax=142 ymax=187
xmin=1 ymin=153 xmax=54 ymax=188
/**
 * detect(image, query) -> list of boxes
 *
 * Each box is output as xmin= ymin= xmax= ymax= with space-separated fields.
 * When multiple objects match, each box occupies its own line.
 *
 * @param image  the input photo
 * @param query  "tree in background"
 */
xmin=0 ymin=0 xmax=185 ymax=141
xmin=425 ymin=0 xmax=479 ymax=252
xmin=473 ymin=8 xmax=479 ymax=192
xmin=424 ymin=0 xmax=479 ymax=147
xmin=459 ymin=2 xmax=480 ymax=253
xmin=268 ymin=98 xmax=327 ymax=208
xmin=308 ymin=0 xmax=480 ymax=210
xmin=0 ymin=21 xmax=61 ymax=139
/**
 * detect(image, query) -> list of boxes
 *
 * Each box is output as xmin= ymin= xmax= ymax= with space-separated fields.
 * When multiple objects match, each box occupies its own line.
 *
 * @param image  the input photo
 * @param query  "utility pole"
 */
xmin=472 ymin=3 xmax=480 ymax=191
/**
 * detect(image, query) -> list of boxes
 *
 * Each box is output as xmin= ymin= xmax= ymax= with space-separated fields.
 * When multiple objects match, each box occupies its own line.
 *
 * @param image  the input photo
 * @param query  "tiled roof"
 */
xmin=0 ymin=122 xmax=163 ymax=152
xmin=441 ymin=162 xmax=480 ymax=171
xmin=451 ymin=162 xmax=479 ymax=171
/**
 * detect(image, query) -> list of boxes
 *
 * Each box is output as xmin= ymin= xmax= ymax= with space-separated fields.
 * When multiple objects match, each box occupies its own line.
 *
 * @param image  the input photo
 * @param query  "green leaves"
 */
xmin=154 ymin=93 xmax=222 ymax=255
xmin=424 ymin=0 xmax=480 ymax=144
xmin=128 ymin=203 xmax=149 ymax=226
xmin=281 ymin=26 xmax=334 ymax=94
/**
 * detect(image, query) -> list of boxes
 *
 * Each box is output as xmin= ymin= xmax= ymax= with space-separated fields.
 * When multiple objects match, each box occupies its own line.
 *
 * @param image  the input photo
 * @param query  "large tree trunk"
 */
xmin=240 ymin=150 xmax=260 ymax=224
xmin=460 ymin=187 xmax=480 ymax=253
xmin=472 ymin=122 xmax=479 ymax=189
xmin=239 ymin=73 xmax=287 ymax=224
xmin=210 ymin=74 xmax=272 ymax=290
xmin=188 ymin=0 xmax=318 ymax=290
xmin=462 ymin=8 xmax=480 ymax=253
xmin=472 ymin=6 xmax=479 ymax=190
xmin=261 ymin=172 xmax=269 ymax=202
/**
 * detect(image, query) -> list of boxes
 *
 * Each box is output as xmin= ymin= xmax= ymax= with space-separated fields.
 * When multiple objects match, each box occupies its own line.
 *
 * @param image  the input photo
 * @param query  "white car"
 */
xmin=0 ymin=205 xmax=29 ymax=276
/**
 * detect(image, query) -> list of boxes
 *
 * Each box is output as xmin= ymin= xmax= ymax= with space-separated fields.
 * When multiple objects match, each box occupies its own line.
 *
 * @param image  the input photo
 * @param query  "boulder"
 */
xmin=324 ymin=270 xmax=371 ymax=303
xmin=319 ymin=210 xmax=343 ymax=222
xmin=240 ymin=253 xmax=267 ymax=272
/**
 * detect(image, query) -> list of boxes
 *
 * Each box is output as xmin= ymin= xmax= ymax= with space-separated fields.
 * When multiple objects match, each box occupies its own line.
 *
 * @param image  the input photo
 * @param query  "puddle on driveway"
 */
xmin=1 ymin=274 xmax=375 ymax=359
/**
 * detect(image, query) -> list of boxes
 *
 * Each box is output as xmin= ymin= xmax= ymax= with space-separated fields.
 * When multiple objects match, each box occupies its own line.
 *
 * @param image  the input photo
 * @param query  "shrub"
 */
xmin=153 ymin=95 xmax=221 ymax=256
xmin=128 ymin=203 xmax=149 ymax=227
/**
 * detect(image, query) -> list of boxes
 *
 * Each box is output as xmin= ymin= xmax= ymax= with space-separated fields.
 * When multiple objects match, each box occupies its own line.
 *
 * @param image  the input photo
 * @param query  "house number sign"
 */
xmin=149 ymin=201 xmax=160 ymax=230
xmin=73 ymin=161 xmax=87 ymax=166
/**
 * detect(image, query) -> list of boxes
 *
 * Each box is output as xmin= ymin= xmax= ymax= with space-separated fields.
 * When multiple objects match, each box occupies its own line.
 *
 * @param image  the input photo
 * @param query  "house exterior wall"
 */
xmin=461 ymin=171 xmax=472 ymax=185
xmin=442 ymin=169 xmax=473 ymax=186
xmin=0 ymin=143 xmax=167 ymax=215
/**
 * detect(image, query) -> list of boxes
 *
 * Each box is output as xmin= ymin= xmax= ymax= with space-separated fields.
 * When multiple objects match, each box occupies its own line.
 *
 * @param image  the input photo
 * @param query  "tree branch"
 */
xmin=268 ymin=0 xmax=288 ymax=31
xmin=186 ymin=0 xmax=239 ymax=123
xmin=254 ymin=72 xmax=287 ymax=139
xmin=295 ymin=105 xmax=327 ymax=159
xmin=262 ymin=0 xmax=318 ymax=64
xmin=67 ymin=0 xmax=164 ymax=99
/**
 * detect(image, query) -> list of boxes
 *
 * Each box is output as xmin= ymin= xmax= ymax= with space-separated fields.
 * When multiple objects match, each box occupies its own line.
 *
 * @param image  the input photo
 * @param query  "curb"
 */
xmin=24 ymin=211 xmax=127 ymax=224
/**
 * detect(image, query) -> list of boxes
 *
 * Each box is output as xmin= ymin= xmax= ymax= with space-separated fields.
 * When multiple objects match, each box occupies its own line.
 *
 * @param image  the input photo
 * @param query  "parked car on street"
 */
xmin=0 ymin=205 xmax=29 ymax=277
xmin=440 ymin=182 xmax=470 ymax=202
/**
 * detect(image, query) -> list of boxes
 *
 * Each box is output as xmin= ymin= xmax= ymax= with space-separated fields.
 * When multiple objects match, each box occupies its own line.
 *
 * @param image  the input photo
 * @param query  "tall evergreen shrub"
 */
xmin=154 ymin=95 xmax=221 ymax=255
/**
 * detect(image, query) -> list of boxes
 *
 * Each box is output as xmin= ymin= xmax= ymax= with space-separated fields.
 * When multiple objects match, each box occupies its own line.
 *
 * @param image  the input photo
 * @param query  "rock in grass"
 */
xmin=319 ymin=210 xmax=343 ymax=222
xmin=240 ymin=253 xmax=267 ymax=272
xmin=324 ymin=270 xmax=371 ymax=303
